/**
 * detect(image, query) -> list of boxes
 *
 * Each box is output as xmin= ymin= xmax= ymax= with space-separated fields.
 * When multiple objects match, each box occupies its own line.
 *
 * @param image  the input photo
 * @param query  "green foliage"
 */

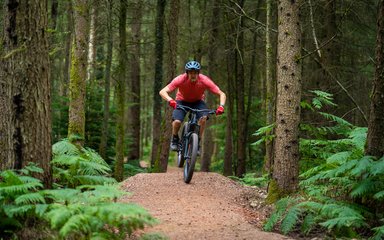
xmin=1 ymin=143 xmax=156 ymax=239
xmin=265 ymin=126 xmax=384 ymax=238
xmin=44 ymin=186 xmax=156 ymax=239
xmin=124 ymin=161 xmax=147 ymax=177
xmin=52 ymin=139 xmax=116 ymax=187
xmin=264 ymin=91 xmax=384 ymax=238
xmin=229 ymin=173 xmax=268 ymax=188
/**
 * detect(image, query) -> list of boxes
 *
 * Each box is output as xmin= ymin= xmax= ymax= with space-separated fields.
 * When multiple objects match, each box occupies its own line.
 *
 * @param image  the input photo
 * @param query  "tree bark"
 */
xmin=365 ymin=0 xmax=384 ymax=158
xmin=151 ymin=0 xmax=166 ymax=172
xmin=264 ymin=0 xmax=276 ymax=174
xmin=201 ymin=0 xmax=221 ymax=172
xmin=99 ymin=0 xmax=113 ymax=159
xmin=0 ymin=0 xmax=52 ymax=187
xmin=114 ymin=0 xmax=127 ymax=181
xmin=128 ymin=1 xmax=143 ymax=161
xmin=269 ymin=0 xmax=302 ymax=199
xmin=159 ymin=0 xmax=180 ymax=169
xmin=68 ymin=0 xmax=89 ymax=145
xmin=235 ymin=0 xmax=246 ymax=177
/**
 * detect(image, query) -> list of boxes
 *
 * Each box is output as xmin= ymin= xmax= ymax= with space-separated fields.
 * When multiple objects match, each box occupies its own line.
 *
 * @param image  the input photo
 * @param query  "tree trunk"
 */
xmin=128 ymin=1 xmax=143 ymax=161
xmin=201 ymin=0 xmax=221 ymax=172
xmin=63 ymin=1 xmax=73 ymax=97
xmin=365 ymin=0 xmax=384 ymax=158
xmin=151 ymin=0 xmax=166 ymax=172
xmin=159 ymin=0 xmax=180 ymax=169
xmin=264 ymin=0 xmax=276 ymax=173
xmin=235 ymin=0 xmax=246 ymax=177
xmin=269 ymin=0 xmax=302 ymax=200
xmin=246 ymin=0 xmax=262 ymax=172
xmin=86 ymin=2 xmax=97 ymax=83
xmin=68 ymin=0 xmax=89 ymax=145
xmin=0 ymin=0 xmax=52 ymax=187
xmin=99 ymin=0 xmax=113 ymax=159
xmin=114 ymin=0 xmax=127 ymax=181
xmin=50 ymin=0 xmax=59 ymax=30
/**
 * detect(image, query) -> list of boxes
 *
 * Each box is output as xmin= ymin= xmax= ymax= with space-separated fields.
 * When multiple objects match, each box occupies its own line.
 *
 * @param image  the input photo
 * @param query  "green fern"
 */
xmin=281 ymin=205 xmax=302 ymax=234
xmin=52 ymin=139 xmax=115 ymax=187
xmin=309 ymin=90 xmax=337 ymax=109
xmin=371 ymin=225 xmax=384 ymax=240
xmin=264 ymin=197 xmax=295 ymax=232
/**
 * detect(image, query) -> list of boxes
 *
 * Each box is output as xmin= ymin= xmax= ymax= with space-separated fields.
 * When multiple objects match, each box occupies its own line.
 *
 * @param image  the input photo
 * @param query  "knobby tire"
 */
xmin=184 ymin=133 xmax=198 ymax=183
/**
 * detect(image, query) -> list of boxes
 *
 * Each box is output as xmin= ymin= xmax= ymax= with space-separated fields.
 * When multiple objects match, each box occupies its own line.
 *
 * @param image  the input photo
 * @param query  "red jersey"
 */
xmin=166 ymin=73 xmax=221 ymax=102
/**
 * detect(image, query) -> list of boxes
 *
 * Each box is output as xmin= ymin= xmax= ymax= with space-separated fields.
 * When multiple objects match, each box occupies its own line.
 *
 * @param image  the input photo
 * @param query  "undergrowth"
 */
xmin=259 ymin=91 xmax=384 ymax=239
xmin=0 ymin=139 xmax=156 ymax=239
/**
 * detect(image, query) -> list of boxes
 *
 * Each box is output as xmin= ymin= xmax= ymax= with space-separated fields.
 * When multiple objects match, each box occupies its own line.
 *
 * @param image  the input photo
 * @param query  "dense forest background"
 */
xmin=34 ymin=0 xmax=378 ymax=172
xmin=1 ymin=0 xmax=384 ymax=239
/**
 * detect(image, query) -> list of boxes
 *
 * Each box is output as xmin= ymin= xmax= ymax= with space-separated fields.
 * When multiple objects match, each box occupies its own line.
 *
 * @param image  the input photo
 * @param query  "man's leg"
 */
xmin=198 ymin=116 xmax=207 ymax=140
xmin=172 ymin=120 xmax=182 ymax=136
xmin=170 ymin=102 xmax=185 ymax=151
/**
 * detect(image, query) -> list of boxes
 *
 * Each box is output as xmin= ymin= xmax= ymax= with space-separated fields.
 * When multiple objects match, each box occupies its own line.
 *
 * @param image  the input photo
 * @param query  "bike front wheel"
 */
xmin=183 ymin=132 xmax=198 ymax=183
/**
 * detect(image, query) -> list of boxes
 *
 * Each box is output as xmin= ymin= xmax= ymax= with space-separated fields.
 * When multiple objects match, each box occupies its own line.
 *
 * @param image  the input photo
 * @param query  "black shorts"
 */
xmin=172 ymin=100 xmax=208 ymax=121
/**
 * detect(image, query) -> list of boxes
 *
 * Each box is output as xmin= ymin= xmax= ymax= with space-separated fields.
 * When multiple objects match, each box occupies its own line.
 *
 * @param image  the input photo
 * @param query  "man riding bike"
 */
xmin=159 ymin=60 xmax=226 ymax=155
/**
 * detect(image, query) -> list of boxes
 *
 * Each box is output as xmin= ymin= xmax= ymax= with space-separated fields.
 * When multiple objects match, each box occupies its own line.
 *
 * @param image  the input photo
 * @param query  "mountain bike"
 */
xmin=176 ymin=105 xmax=215 ymax=183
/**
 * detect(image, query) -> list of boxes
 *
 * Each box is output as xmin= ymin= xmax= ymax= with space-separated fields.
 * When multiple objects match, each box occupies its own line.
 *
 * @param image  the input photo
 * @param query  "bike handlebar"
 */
xmin=177 ymin=105 xmax=216 ymax=115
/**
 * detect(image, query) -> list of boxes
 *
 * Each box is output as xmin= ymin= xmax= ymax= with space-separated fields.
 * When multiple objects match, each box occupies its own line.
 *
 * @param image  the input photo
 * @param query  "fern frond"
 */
xmin=263 ymin=197 xmax=293 ymax=231
xmin=348 ymin=127 xmax=367 ymax=150
xmin=297 ymin=201 xmax=323 ymax=212
xmin=350 ymin=179 xmax=377 ymax=198
xmin=253 ymin=124 xmax=274 ymax=137
xmin=281 ymin=205 xmax=302 ymax=234
xmin=77 ymin=184 xmax=128 ymax=202
xmin=301 ymin=213 xmax=316 ymax=235
xmin=300 ymin=165 xmax=326 ymax=179
xmin=373 ymin=190 xmax=384 ymax=200
xmin=0 ymin=182 xmax=43 ymax=196
xmin=35 ymin=204 xmax=49 ymax=217
xmin=18 ymin=175 xmax=42 ymax=183
xmin=263 ymin=208 xmax=282 ymax=232
xmin=58 ymin=213 xmax=93 ymax=237
xmin=82 ymin=148 xmax=108 ymax=166
xmin=78 ymin=161 xmax=111 ymax=175
xmin=74 ymin=175 xmax=116 ymax=185
xmin=52 ymin=154 xmax=82 ymax=166
xmin=46 ymin=204 xmax=75 ymax=229
xmin=53 ymin=139 xmax=81 ymax=156
xmin=326 ymin=151 xmax=352 ymax=165
xmin=350 ymin=156 xmax=374 ymax=177
xmin=372 ymin=225 xmax=384 ymax=240
xmin=318 ymin=112 xmax=353 ymax=127
xmin=4 ymin=204 xmax=34 ymax=217
xmin=320 ymin=216 xmax=364 ymax=229
xmin=15 ymin=192 xmax=46 ymax=205
xmin=333 ymin=159 xmax=358 ymax=176
xmin=0 ymin=170 xmax=23 ymax=185
xmin=43 ymin=189 xmax=81 ymax=203
xmin=18 ymin=163 xmax=44 ymax=175
xmin=320 ymin=204 xmax=366 ymax=230
xmin=370 ymin=156 xmax=384 ymax=176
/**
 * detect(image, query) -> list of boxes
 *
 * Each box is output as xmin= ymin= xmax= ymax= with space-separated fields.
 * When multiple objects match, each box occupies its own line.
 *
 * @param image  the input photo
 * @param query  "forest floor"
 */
xmin=119 ymin=163 xmax=297 ymax=240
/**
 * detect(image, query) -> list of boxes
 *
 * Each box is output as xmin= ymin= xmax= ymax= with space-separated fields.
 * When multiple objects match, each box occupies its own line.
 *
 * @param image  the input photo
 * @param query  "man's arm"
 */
xmin=159 ymin=86 xmax=174 ymax=102
xmin=217 ymin=90 xmax=226 ymax=106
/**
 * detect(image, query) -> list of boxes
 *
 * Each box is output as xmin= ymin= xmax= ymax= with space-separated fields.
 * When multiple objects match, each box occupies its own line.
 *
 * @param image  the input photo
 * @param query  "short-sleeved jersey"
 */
xmin=166 ymin=73 xmax=220 ymax=102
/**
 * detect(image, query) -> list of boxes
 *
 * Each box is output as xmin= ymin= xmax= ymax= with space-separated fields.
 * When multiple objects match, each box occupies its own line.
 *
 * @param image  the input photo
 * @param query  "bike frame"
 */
xmin=180 ymin=109 xmax=201 ymax=160
xmin=176 ymin=105 xmax=215 ymax=183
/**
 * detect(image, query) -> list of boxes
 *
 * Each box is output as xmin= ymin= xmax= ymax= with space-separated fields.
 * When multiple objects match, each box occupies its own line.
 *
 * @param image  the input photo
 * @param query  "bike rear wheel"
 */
xmin=177 ymin=123 xmax=189 ymax=168
xmin=183 ymin=133 xmax=198 ymax=183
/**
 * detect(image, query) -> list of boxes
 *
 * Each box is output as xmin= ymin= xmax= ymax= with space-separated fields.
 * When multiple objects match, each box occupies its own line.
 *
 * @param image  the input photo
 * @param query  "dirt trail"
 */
xmin=120 ymin=166 xmax=293 ymax=240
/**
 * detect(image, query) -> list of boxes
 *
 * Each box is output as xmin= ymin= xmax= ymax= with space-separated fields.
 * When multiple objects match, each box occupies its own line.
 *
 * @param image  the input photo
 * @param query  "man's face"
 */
xmin=187 ymin=70 xmax=199 ymax=82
